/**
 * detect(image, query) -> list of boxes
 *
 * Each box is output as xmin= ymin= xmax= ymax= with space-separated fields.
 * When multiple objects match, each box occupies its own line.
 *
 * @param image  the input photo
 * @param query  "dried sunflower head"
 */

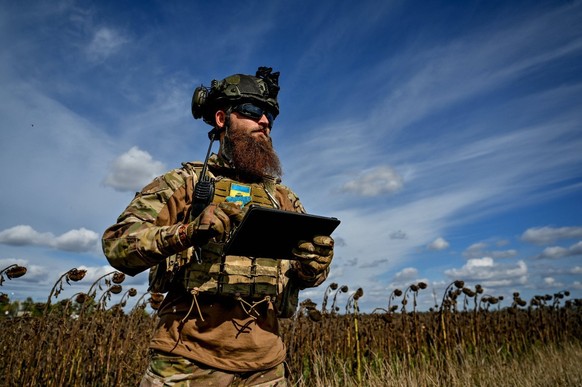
xmin=300 ymin=298 xmax=317 ymax=310
xmin=150 ymin=292 xmax=165 ymax=303
xmin=462 ymin=288 xmax=475 ymax=297
xmin=110 ymin=285 xmax=123 ymax=294
xmin=112 ymin=272 xmax=126 ymax=284
xmin=308 ymin=309 xmax=322 ymax=322
xmin=6 ymin=265 xmax=27 ymax=279
xmin=67 ymin=269 xmax=87 ymax=282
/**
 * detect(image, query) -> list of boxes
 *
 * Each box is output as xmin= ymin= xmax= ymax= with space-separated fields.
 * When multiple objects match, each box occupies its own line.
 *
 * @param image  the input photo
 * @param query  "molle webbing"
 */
xmin=183 ymin=254 xmax=283 ymax=298
xmin=181 ymin=177 xmax=284 ymax=299
xmin=211 ymin=177 xmax=275 ymax=208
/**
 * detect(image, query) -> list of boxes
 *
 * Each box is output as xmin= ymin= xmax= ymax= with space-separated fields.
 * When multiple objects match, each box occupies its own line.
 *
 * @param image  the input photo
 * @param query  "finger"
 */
xmin=296 ymin=240 xmax=315 ymax=252
xmin=313 ymin=235 xmax=334 ymax=248
xmin=217 ymin=202 xmax=246 ymax=224
xmin=302 ymin=260 xmax=330 ymax=273
xmin=211 ymin=206 xmax=233 ymax=236
xmin=198 ymin=204 xmax=218 ymax=226
xmin=218 ymin=201 xmax=242 ymax=215
xmin=294 ymin=241 xmax=333 ymax=258
xmin=292 ymin=248 xmax=333 ymax=262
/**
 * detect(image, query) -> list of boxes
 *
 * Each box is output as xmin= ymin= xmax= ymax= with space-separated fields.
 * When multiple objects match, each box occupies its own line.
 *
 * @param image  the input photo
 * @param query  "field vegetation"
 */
xmin=1 ymin=265 xmax=581 ymax=386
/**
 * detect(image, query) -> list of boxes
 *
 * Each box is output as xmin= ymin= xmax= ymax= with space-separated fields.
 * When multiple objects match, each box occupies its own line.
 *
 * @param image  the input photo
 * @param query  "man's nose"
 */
xmin=258 ymin=114 xmax=271 ymax=128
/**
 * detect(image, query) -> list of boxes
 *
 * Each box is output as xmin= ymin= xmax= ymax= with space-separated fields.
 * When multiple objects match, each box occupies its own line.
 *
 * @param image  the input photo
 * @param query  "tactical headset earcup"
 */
xmin=191 ymin=86 xmax=208 ymax=119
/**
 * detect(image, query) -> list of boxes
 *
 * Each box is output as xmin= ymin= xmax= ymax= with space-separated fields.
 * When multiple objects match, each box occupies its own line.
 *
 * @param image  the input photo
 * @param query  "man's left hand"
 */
xmin=292 ymin=235 xmax=334 ymax=278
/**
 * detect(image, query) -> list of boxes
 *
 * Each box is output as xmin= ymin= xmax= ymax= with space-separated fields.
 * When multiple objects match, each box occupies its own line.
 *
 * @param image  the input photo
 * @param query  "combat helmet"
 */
xmin=191 ymin=66 xmax=280 ymax=127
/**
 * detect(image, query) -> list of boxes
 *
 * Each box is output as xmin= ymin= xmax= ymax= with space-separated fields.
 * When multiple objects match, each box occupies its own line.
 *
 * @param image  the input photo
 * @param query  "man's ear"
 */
xmin=215 ymin=110 xmax=226 ymax=128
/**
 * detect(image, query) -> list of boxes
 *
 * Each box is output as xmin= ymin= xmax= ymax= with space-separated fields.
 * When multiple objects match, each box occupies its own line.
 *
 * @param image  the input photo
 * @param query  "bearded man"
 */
xmin=102 ymin=67 xmax=335 ymax=386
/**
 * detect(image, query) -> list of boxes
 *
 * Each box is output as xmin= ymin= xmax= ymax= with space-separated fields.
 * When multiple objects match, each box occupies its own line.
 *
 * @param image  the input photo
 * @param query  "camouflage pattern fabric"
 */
xmin=140 ymin=350 xmax=288 ymax=386
xmin=179 ymin=177 xmax=289 ymax=301
xmin=102 ymin=153 xmax=327 ymax=316
xmin=102 ymin=154 xmax=307 ymax=278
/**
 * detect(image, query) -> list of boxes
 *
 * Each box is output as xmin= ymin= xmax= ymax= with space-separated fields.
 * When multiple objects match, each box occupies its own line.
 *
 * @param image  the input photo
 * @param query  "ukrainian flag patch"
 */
xmin=226 ymin=183 xmax=252 ymax=206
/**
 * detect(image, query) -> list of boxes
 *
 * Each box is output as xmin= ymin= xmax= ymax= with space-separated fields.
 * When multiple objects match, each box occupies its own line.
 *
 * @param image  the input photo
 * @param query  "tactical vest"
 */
xmin=180 ymin=177 xmax=289 ymax=298
xmin=149 ymin=165 xmax=298 ymax=318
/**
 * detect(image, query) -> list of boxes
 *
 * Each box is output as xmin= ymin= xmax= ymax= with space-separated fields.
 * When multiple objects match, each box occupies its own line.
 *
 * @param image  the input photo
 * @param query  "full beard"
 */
xmin=223 ymin=127 xmax=283 ymax=182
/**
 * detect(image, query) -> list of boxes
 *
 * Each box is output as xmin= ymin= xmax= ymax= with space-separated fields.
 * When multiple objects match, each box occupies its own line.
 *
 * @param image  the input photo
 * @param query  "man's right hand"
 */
xmin=187 ymin=202 xmax=244 ymax=245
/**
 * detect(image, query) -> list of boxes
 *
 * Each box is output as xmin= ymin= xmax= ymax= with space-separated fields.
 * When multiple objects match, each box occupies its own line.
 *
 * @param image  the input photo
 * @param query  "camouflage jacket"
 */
xmin=102 ymin=153 xmax=328 ymax=297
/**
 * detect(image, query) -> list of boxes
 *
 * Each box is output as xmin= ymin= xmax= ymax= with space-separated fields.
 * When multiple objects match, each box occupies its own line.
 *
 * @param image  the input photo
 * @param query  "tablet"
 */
xmin=223 ymin=205 xmax=341 ymax=259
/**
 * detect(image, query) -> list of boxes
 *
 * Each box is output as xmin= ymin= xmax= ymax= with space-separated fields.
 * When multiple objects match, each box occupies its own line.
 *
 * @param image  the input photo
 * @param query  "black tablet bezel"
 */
xmin=223 ymin=205 xmax=340 ymax=259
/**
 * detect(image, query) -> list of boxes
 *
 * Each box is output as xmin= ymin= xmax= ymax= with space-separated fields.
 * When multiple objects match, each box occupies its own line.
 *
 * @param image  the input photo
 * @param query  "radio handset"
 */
xmin=191 ymin=130 xmax=217 ymax=262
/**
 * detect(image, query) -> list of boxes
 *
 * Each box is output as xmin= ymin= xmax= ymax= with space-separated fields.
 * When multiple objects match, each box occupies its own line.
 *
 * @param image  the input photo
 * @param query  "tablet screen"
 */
xmin=223 ymin=205 xmax=340 ymax=259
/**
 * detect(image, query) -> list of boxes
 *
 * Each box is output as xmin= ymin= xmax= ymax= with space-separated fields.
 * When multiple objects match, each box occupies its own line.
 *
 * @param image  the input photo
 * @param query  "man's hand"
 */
xmin=187 ymin=202 xmax=244 ymax=245
xmin=292 ymin=235 xmax=334 ymax=280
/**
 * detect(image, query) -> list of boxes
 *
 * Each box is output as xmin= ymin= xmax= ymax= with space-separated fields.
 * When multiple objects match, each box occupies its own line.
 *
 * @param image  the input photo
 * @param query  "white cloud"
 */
xmin=0 ymin=225 xmax=54 ymax=246
xmin=341 ymin=166 xmax=403 ymax=196
xmin=445 ymin=257 xmax=528 ymax=288
xmin=394 ymin=267 xmax=418 ymax=282
xmin=536 ymin=241 xmax=582 ymax=259
xmin=54 ymin=228 xmax=100 ymax=252
xmin=463 ymin=241 xmax=517 ymax=259
xmin=384 ymin=268 xmax=430 ymax=300
xmin=466 ymin=242 xmax=487 ymax=252
xmin=428 ymin=237 xmax=449 ymax=251
xmin=538 ymin=246 xmax=568 ymax=259
xmin=86 ymin=27 xmax=129 ymax=62
xmin=521 ymin=226 xmax=582 ymax=244
xmin=0 ymin=225 xmax=98 ymax=253
xmin=360 ymin=258 xmax=390 ymax=269
xmin=368 ymin=4 xmax=582 ymax=136
xmin=496 ymin=239 xmax=510 ymax=247
xmin=491 ymin=249 xmax=518 ymax=259
xmin=543 ymin=277 xmax=564 ymax=287
xmin=103 ymin=146 xmax=166 ymax=192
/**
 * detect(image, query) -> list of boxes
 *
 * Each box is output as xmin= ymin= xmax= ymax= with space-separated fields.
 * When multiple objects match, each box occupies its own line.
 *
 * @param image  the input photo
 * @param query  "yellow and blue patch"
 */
xmin=225 ymin=183 xmax=252 ymax=207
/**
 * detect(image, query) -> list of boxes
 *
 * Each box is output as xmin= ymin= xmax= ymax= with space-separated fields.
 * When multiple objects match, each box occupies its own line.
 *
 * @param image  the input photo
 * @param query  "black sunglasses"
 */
xmin=231 ymin=103 xmax=275 ymax=126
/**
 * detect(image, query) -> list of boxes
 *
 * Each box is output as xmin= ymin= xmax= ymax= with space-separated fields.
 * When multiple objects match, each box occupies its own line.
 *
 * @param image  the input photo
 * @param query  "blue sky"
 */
xmin=1 ymin=0 xmax=581 ymax=313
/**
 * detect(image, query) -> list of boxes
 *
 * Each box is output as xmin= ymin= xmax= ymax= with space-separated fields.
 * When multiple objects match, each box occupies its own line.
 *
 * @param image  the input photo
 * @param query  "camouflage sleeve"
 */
xmin=102 ymin=167 xmax=196 ymax=276
xmin=275 ymin=184 xmax=306 ymax=213
xmin=275 ymin=184 xmax=329 ymax=289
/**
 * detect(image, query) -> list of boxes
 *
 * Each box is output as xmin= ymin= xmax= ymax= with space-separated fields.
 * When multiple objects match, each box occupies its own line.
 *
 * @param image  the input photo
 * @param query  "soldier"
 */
xmin=102 ymin=66 xmax=335 ymax=386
